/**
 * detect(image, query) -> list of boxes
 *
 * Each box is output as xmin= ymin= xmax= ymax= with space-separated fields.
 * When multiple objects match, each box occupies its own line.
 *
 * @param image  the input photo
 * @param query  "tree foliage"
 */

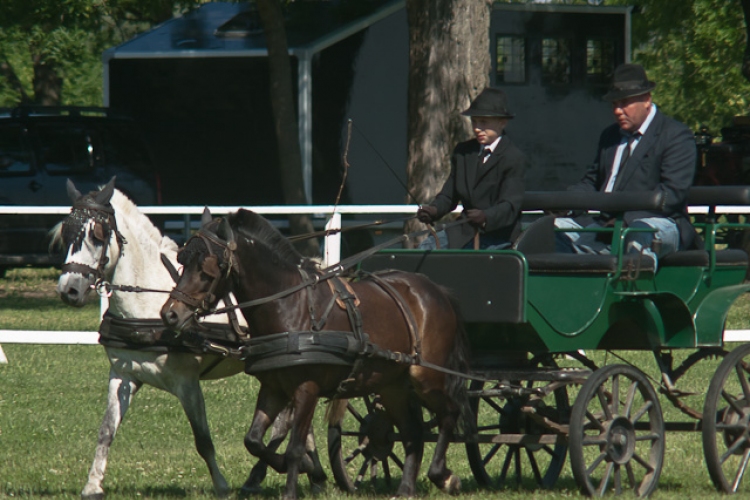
xmin=0 ymin=0 xmax=203 ymax=106
xmin=556 ymin=0 xmax=750 ymax=135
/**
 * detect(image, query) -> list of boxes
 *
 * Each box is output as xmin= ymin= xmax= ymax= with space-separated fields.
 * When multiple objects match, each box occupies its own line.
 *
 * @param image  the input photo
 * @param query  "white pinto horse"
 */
xmin=55 ymin=178 xmax=324 ymax=499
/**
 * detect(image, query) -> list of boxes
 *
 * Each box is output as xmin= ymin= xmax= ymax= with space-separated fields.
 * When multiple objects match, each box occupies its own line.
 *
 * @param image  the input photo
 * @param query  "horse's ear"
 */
xmin=218 ymin=218 xmax=235 ymax=247
xmin=160 ymin=253 xmax=181 ymax=283
xmin=201 ymin=207 xmax=213 ymax=228
xmin=66 ymin=179 xmax=82 ymax=202
xmin=95 ymin=177 xmax=116 ymax=205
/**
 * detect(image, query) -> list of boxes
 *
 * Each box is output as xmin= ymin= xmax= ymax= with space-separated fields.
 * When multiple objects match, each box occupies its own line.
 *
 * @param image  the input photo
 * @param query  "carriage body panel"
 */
xmin=360 ymin=187 xmax=750 ymax=357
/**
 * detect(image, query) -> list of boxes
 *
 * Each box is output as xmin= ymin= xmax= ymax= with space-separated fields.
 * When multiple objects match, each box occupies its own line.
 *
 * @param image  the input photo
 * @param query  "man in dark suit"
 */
xmin=555 ymin=63 xmax=697 ymax=263
xmin=416 ymin=87 xmax=527 ymax=249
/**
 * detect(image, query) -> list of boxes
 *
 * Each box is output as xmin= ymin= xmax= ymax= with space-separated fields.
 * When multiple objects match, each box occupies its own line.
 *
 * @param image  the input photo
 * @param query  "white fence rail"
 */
xmin=1 ymin=204 xmax=750 ymax=354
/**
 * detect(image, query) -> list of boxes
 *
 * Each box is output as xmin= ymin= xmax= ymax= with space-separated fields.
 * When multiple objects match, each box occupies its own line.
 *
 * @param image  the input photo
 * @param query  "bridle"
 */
xmin=169 ymin=223 xmax=322 ymax=320
xmin=60 ymin=199 xmax=126 ymax=284
xmin=170 ymin=224 xmax=239 ymax=314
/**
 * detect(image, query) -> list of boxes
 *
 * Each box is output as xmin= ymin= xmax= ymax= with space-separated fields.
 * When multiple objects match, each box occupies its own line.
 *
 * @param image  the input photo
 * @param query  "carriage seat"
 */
xmin=524 ymin=253 xmax=656 ymax=275
xmin=513 ymin=214 xmax=656 ymax=274
xmin=659 ymin=249 xmax=748 ymax=268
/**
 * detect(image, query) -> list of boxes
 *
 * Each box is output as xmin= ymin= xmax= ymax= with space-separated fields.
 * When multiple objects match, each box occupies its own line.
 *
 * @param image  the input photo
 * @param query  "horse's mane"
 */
xmin=228 ymin=209 xmax=319 ymax=272
xmin=109 ymin=190 xmax=178 ymax=253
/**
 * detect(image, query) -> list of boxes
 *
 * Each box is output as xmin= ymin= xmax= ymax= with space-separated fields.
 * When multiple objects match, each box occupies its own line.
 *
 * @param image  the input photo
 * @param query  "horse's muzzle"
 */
xmin=161 ymin=299 xmax=195 ymax=332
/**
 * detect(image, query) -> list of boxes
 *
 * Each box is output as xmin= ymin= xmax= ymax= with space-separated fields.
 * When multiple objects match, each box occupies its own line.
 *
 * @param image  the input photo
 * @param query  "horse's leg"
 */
xmin=243 ymin=384 xmax=291 ymax=476
xmin=175 ymin=379 xmax=230 ymax=498
xmin=425 ymin=408 xmax=460 ymax=494
xmin=81 ymin=370 xmax=141 ymax=500
xmin=243 ymin=406 xmax=327 ymax=493
xmin=281 ymin=382 xmax=321 ymax=500
xmin=304 ymin=425 xmax=328 ymax=491
xmin=378 ymin=384 xmax=425 ymax=498
xmin=242 ymin=405 xmax=294 ymax=493
xmin=413 ymin=371 xmax=462 ymax=494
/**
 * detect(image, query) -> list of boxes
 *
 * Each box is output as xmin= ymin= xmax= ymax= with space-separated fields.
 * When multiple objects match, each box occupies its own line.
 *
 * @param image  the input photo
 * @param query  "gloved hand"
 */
xmin=464 ymin=209 xmax=487 ymax=229
xmin=416 ymin=205 xmax=438 ymax=224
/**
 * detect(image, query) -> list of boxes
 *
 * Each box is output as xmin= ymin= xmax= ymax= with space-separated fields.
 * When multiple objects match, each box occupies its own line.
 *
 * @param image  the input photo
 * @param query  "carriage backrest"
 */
xmin=361 ymin=251 xmax=526 ymax=324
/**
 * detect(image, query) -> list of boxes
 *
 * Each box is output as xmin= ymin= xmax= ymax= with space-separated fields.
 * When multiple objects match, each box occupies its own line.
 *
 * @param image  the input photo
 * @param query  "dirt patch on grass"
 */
xmin=0 ymin=267 xmax=60 ymax=299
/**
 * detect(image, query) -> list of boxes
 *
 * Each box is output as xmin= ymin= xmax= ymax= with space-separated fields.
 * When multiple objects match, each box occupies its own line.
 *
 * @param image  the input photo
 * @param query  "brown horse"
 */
xmin=161 ymin=209 xmax=471 ymax=500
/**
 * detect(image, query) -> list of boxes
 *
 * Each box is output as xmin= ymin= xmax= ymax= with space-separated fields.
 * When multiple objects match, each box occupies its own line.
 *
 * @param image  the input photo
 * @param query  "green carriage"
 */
xmin=330 ymin=186 xmax=750 ymax=497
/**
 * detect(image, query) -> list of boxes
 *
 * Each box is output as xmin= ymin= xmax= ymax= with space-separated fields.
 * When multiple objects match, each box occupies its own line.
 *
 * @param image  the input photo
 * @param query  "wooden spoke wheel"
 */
xmin=703 ymin=343 xmax=750 ymax=493
xmin=465 ymin=357 xmax=569 ymax=489
xmin=328 ymin=395 xmax=413 ymax=493
xmin=569 ymin=364 xmax=664 ymax=497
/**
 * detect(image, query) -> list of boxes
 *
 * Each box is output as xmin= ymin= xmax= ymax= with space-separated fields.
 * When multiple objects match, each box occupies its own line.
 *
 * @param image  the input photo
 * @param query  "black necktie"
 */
xmin=605 ymin=132 xmax=641 ymax=191
xmin=481 ymin=147 xmax=492 ymax=163
xmin=619 ymin=133 xmax=639 ymax=169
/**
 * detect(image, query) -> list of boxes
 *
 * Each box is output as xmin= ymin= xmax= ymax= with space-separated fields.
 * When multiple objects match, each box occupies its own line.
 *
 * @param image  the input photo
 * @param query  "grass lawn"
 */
xmin=2 ymin=268 xmax=750 ymax=498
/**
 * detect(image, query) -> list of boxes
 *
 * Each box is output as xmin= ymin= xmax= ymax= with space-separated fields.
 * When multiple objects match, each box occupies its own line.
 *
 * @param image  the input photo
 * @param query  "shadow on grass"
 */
xmin=1 ymin=294 xmax=97 ymax=311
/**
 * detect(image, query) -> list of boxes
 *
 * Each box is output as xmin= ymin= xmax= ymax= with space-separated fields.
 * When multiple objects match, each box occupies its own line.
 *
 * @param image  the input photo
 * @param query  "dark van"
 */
xmin=0 ymin=106 xmax=159 ymax=275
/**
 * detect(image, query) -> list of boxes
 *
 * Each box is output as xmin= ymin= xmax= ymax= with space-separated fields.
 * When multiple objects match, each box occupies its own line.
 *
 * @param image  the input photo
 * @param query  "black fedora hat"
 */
xmin=602 ymin=63 xmax=656 ymax=102
xmin=461 ymin=88 xmax=515 ymax=118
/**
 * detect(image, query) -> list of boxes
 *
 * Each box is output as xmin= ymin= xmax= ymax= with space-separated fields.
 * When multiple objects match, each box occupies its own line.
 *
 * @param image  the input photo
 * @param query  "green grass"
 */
xmin=2 ymin=269 xmax=750 ymax=498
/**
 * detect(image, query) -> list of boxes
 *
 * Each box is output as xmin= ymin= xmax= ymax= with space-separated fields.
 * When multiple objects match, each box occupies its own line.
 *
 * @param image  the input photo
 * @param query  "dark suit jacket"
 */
xmin=429 ymin=135 xmax=527 ymax=249
xmin=569 ymin=109 xmax=698 ymax=249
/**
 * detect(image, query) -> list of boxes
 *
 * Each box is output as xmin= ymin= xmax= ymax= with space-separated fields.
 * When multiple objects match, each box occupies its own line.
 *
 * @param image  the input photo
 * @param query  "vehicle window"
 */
xmin=0 ymin=124 xmax=33 ymax=176
xmin=99 ymin=123 xmax=153 ymax=175
xmin=36 ymin=124 xmax=94 ymax=175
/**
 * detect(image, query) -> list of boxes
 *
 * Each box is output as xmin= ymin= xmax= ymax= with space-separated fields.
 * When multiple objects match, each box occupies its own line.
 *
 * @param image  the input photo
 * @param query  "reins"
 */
xmin=287 ymin=215 xmax=414 ymax=242
xmin=196 ymin=218 xmax=471 ymax=318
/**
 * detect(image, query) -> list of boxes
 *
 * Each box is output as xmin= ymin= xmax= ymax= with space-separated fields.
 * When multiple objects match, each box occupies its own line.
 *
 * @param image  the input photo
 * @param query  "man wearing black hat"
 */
xmin=416 ymin=87 xmax=527 ymax=249
xmin=555 ymin=63 xmax=697 ymax=264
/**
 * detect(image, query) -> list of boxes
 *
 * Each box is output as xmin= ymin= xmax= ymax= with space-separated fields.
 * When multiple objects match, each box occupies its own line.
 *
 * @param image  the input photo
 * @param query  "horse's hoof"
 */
xmin=309 ymin=479 xmax=326 ymax=496
xmin=442 ymin=474 xmax=461 ymax=495
xmin=81 ymin=487 xmax=105 ymax=500
xmin=239 ymin=484 xmax=263 ymax=498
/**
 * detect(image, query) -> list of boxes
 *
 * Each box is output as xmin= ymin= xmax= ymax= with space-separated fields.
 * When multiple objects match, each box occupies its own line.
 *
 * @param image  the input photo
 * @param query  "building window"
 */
xmin=496 ymin=36 xmax=525 ymax=83
xmin=586 ymin=39 xmax=616 ymax=84
xmin=542 ymin=38 xmax=571 ymax=85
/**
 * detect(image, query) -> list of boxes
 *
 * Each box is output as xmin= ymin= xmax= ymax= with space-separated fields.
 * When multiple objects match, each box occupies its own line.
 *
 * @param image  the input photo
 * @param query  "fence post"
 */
xmin=0 ymin=345 xmax=7 ymax=364
xmin=324 ymin=212 xmax=341 ymax=267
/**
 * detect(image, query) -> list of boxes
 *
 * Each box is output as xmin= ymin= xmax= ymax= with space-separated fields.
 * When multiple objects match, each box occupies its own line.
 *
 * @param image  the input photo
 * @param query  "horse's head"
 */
xmin=161 ymin=208 xmax=238 ymax=332
xmin=56 ymin=177 xmax=124 ymax=307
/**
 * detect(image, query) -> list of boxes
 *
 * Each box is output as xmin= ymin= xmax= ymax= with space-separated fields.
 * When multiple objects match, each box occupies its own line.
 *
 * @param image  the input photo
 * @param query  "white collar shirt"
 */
xmin=604 ymin=104 xmax=657 ymax=192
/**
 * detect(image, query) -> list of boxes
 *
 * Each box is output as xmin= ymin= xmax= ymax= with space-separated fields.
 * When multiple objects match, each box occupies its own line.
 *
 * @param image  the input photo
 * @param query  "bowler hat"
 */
xmin=461 ymin=88 xmax=515 ymax=118
xmin=602 ymin=63 xmax=656 ymax=102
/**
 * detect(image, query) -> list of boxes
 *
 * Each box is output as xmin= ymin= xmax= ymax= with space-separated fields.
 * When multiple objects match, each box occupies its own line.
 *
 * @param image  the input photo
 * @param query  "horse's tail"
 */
xmin=325 ymin=398 xmax=349 ymax=426
xmin=443 ymin=290 xmax=474 ymax=436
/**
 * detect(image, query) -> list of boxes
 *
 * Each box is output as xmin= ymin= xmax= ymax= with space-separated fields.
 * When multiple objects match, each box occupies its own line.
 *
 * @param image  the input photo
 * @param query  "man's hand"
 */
xmin=416 ymin=205 xmax=438 ymax=224
xmin=464 ymin=209 xmax=487 ymax=229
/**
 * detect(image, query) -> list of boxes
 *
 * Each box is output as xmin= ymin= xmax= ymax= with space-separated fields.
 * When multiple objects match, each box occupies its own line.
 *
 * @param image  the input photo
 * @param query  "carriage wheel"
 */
xmin=702 ymin=343 xmax=750 ymax=493
xmin=465 ymin=357 xmax=569 ymax=489
xmin=569 ymin=364 xmax=664 ymax=497
xmin=328 ymin=394 xmax=417 ymax=493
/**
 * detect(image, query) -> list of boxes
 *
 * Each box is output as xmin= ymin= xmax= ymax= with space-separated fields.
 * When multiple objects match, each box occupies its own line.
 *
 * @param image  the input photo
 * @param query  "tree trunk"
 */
xmin=32 ymin=53 xmax=62 ymax=105
xmin=404 ymin=0 xmax=491 ymax=246
xmin=742 ymin=0 xmax=750 ymax=82
xmin=256 ymin=0 xmax=320 ymax=257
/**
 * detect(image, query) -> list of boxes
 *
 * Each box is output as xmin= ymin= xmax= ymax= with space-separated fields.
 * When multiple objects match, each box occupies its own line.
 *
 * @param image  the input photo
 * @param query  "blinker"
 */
xmin=202 ymin=254 xmax=222 ymax=278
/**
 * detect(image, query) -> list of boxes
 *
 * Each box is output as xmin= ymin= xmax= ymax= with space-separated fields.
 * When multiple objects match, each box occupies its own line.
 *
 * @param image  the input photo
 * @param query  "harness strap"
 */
xmin=299 ymin=267 xmax=336 ymax=331
xmin=60 ymin=262 xmax=99 ymax=278
xmin=223 ymin=293 xmax=249 ymax=339
xmin=327 ymin=277 xmax=360 ymax=309
xmin=359 ymin=271 xmax=421 ymax=358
